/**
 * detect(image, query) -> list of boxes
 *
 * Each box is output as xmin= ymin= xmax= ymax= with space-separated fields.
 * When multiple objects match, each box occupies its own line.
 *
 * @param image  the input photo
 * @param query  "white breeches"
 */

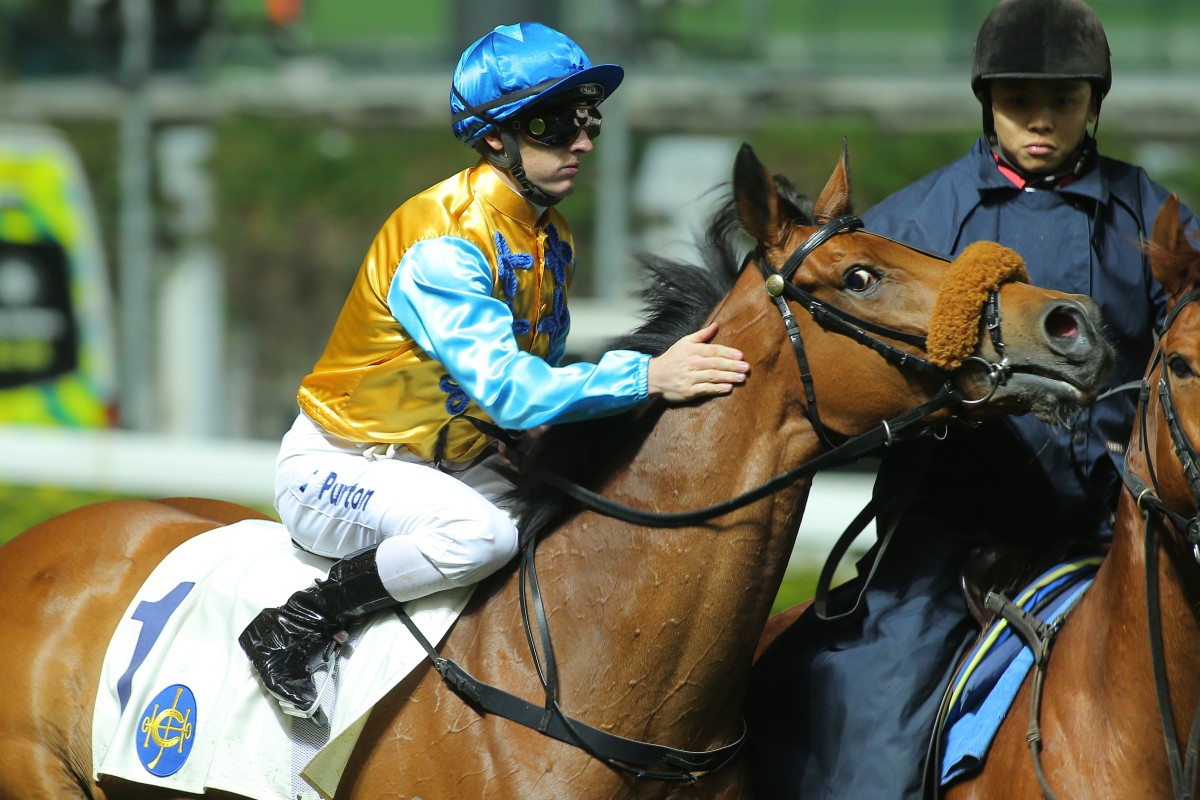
xmin=274 ymin=414 xmax=520 ymax=602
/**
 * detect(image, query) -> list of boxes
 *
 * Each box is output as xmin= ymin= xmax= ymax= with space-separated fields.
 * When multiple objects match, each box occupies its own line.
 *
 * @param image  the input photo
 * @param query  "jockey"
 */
xmin=240 ymin=21 xmax=750 ymax=719
xmin=749 ymin=1 xmax=1200 ymax=797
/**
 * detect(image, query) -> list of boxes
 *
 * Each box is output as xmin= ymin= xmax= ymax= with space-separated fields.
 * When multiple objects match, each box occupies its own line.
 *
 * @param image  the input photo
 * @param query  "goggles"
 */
xmin=516 ymin=105 xmax=603 ymax=147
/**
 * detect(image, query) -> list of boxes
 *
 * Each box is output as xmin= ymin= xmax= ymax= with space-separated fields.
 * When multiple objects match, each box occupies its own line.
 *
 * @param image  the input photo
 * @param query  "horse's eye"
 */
xmin=1169 ymin=355 xmax=1194 ymax=379
xmin=843 ymin=266 xmax=880 ymax=293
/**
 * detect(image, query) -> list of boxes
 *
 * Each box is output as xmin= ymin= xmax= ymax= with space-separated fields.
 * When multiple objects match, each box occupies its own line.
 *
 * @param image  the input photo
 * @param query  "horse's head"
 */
xmin=732 ymin=143 xmax=1114 ymax=437
xmin=1131 ymin=195 xmax=1200 ymax=537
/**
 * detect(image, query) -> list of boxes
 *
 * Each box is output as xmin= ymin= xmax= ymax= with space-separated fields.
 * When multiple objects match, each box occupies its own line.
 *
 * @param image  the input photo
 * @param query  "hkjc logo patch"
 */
xmin=137 ymin=684 xmax=197 ymax=776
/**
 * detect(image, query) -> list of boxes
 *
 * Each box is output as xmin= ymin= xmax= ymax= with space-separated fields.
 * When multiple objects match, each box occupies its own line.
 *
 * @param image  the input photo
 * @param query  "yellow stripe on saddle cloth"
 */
xmin=939 ymin=556 xmax=1102 ymax=785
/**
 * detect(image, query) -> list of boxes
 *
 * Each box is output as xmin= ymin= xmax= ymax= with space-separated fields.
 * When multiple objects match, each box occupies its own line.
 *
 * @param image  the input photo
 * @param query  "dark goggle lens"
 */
xmin=522 ymin=106 xmax=602 ymax=146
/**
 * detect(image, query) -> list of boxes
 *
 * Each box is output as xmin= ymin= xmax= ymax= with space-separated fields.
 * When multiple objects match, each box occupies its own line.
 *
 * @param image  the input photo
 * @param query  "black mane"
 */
xmin=509 ymin=178 xmax=813 ymax=542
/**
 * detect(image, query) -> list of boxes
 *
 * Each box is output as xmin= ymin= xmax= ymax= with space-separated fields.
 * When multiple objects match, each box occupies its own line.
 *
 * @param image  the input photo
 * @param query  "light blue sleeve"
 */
xmin=387 ymin=236 xmax=650 ymax=430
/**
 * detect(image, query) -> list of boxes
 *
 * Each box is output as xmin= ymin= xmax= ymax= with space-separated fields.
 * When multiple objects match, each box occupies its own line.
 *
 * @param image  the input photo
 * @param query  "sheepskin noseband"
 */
xmin=927 ymin=241 xmax=1029 ymax=370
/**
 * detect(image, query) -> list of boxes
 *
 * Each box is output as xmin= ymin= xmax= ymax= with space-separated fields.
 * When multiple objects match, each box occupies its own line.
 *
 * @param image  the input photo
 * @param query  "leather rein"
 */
xmin=400 ymin=214 xmax=1016 ymax=782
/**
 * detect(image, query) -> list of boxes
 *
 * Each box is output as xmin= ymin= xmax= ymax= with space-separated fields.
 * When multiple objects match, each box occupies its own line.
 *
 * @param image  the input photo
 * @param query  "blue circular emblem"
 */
xmin=136 ymin=684 xmax=197 ymax=777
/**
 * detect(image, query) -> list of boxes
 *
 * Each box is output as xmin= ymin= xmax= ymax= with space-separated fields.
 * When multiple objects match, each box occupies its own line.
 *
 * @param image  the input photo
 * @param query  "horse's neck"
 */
xmin=602 ymin=370 xmax=819 ymax=601
xmin=537 ymin=287 xmax=818 ymax=746
xmin=1082 ymin=494 xmax=1200 ymax=746
xmin=604 ymin=271 xmax=820 ymax=631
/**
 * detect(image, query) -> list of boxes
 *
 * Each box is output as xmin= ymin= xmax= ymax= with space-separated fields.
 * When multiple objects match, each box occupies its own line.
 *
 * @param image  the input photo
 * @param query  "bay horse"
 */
xmin=0 ymin=143 xmax=1113 ymax=800
xmin=940 ymin=197 xmax=1200 ymax=800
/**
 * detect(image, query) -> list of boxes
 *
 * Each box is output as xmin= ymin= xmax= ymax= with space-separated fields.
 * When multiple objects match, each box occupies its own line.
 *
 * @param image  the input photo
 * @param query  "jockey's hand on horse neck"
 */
xmin=648 ymin=323 xmax=750 ymax=403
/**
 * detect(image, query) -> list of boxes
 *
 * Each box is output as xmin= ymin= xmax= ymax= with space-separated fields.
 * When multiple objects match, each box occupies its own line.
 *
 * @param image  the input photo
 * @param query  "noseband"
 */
xmin=757 ymin=214 xmax=1013 ymax=447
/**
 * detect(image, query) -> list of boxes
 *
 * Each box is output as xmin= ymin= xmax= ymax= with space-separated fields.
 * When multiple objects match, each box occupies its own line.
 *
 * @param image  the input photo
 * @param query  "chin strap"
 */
xmin=988 ymin=134 xmax=1097 ymax=191
xmin=481 ymin=129 xmax=564 ymax=207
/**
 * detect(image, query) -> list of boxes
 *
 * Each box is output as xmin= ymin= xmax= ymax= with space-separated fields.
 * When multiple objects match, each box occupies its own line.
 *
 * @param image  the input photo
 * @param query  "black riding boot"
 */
xmin=238 ymin=545 xmax=397 ymax=718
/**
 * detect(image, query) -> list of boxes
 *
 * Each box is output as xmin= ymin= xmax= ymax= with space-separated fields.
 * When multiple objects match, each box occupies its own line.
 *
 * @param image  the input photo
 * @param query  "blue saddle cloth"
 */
xmin=939 ymin=557 xmax=1102 ymax=785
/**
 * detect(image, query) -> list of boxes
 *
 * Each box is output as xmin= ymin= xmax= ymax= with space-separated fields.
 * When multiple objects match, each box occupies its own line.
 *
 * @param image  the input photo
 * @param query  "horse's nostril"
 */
xmin=1046 ymin=308 xmax=1080 ymax=340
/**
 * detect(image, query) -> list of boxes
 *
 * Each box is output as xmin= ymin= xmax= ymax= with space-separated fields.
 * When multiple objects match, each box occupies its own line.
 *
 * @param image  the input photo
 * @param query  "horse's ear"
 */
xmin=733 ymin=143 xmax=781 ymax=244
xmin=1149 ymin=194 xmax=1188 ymax=297
xmin=813 ymin=138 xmax=853 ymax=223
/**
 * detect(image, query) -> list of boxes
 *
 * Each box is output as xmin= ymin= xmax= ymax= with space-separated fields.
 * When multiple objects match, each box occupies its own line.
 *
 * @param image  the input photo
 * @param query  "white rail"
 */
xmin=0 ymin=427 xmax=875 ymax=563
xmin=0 ymin=426 xmax=278 ymax=505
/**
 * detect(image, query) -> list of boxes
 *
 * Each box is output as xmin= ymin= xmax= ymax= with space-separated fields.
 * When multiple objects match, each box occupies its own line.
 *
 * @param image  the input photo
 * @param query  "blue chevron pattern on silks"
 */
xmin=439 ymin=375 xmax=471 ymax=416
xmin=538 ymin=224 xmax=572 ymax=349
xmin=494 ymin=231 xmax=534 ymax=337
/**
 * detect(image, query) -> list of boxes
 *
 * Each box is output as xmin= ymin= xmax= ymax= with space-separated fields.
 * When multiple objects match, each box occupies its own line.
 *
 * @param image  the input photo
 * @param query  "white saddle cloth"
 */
xmin=91 ymin=519 xmax=471 ymax=800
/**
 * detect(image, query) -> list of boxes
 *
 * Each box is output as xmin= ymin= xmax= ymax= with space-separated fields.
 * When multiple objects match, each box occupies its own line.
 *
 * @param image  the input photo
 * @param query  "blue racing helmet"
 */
xmin=451 ymin=22 xmax=624 ymax=148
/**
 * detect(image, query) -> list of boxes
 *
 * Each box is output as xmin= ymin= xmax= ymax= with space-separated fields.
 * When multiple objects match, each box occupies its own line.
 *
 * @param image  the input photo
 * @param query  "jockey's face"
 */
xmin=990 ymin=79 xmax=1098 ymax=175
xmin=484 ymin=102 xmax=598 ymax=202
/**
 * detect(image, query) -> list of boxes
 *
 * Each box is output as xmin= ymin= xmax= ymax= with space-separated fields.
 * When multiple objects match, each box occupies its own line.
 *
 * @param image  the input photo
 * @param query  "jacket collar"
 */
xmin=969 ymin=136 xmax=1109 ymax=207
xmin=472 ymin=159 xmax=547 ymax=227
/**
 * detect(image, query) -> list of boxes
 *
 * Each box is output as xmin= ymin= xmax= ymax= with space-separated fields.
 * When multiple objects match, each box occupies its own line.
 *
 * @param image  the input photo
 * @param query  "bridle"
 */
xmin=758 ymin=214 xmax=1013 ymax=448
xmin=759 ymin=215 xmax=1014 ymax=626
xmin=401 ymin=214 xmax=1023 ymax=783
xmin=1121 ymin=285 xmax=1200 ymax=800
xmin=1127 ymin=286 xmax=1200 ymax=556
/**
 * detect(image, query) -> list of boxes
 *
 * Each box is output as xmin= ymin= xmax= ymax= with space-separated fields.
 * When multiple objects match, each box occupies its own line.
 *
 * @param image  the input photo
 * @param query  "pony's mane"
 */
xmin=509 ymin=176 xmax=814 ymax=542
xmin=1147 ymin=231 xmax=1200 ymax=300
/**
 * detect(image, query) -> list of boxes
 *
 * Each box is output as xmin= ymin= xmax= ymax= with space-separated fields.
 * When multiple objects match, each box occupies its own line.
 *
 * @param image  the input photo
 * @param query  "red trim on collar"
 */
xmin=994 ymin=157 xmax=1026 ymax=189
xmin=992 ymin=151 xmax=1077 ymax=190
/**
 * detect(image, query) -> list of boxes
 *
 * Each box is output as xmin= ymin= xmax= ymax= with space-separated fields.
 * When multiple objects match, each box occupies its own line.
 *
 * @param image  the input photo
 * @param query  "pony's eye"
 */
xmin=843 ymin=266 xmax=880 ymax=293
xmin=1169 ymin=354 xmax=1194 ymax=379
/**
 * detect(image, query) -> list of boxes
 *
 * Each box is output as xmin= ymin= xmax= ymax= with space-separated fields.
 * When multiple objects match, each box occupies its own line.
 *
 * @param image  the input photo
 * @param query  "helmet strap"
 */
xmin=978 ymin=80 xmax=1103 ymax=190
xmin=988 ymin=133 xmax=1097 ymax=191
xmin=978 ymin=84 xmax=994 ymax=137
xmin=480 ymin=128 xmax=564 ymax=207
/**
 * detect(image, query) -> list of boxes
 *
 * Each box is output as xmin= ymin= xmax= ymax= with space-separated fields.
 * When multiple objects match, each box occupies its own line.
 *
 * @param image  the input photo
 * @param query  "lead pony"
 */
xmin=0 ymin=144 xmax=1112 ymax=799
xmin=943 ymin=197 xmax=1200 ymax=800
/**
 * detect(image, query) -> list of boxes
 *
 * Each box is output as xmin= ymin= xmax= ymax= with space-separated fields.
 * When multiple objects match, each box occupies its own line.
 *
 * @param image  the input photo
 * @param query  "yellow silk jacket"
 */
xmin=298 ymin=162 xmax=574 ymax=462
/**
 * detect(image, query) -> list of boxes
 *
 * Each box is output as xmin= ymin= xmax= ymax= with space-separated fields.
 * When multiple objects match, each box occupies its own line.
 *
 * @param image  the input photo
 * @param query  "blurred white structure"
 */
xmin=0 ymin=426 xmax=874 ymax=566
xmin=633 ymin=135 xmax=741 ymax=262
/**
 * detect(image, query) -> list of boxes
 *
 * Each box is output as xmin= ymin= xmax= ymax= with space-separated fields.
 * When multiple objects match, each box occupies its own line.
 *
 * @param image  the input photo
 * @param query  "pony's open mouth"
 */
xmin=955 ymin=363 xmax=1103 ymax=420
xmin=1007 ymin=367 xmax=1101 ymax=402
xmin=998 ymin=369 xmax=1105 ymax=424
